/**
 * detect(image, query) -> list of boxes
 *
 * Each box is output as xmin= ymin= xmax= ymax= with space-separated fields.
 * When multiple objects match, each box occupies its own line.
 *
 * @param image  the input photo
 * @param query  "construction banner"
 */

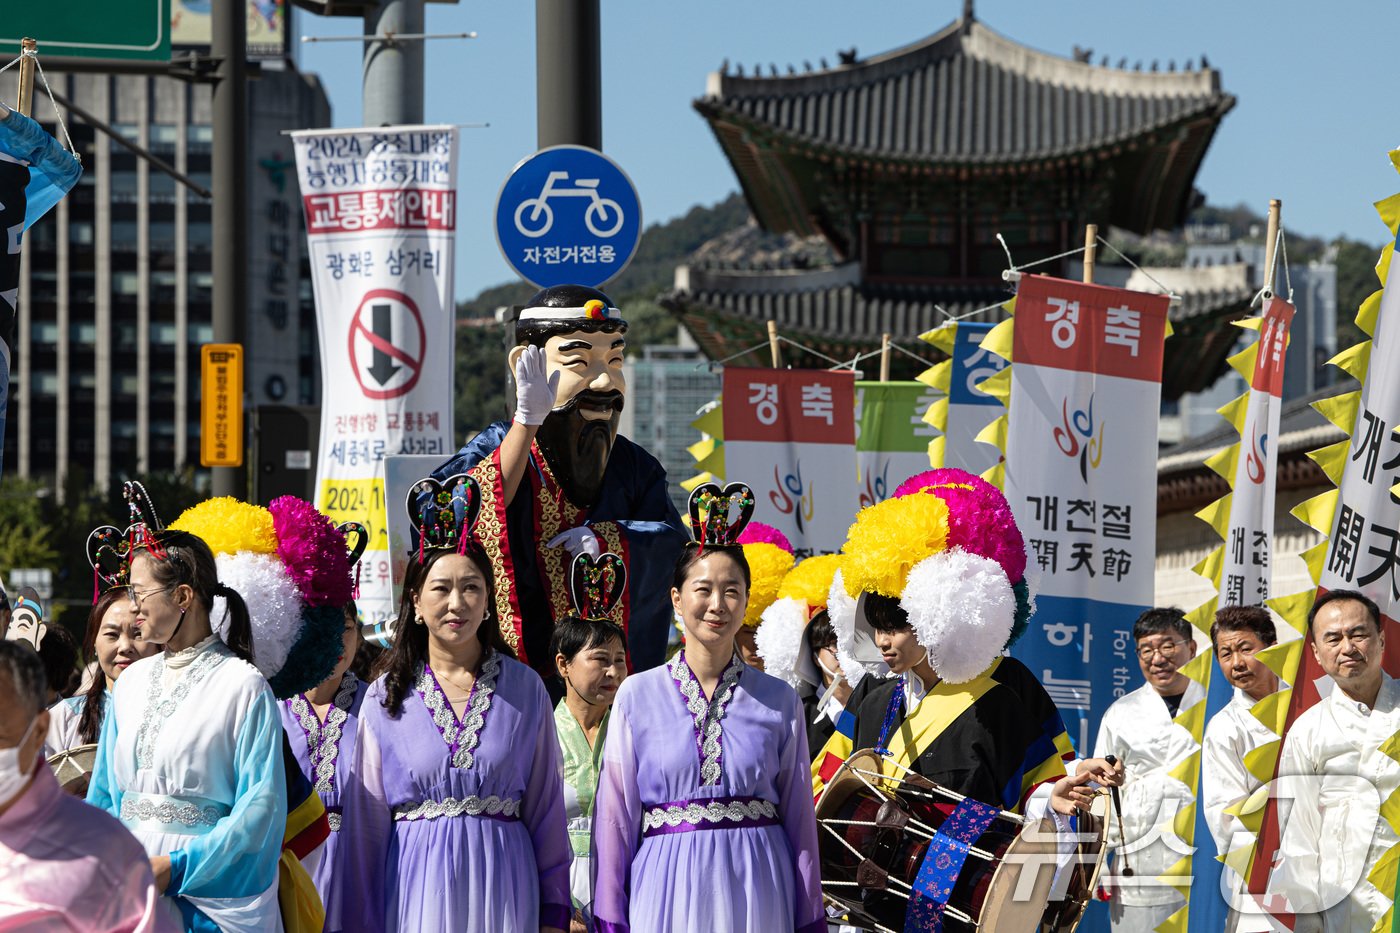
xmin=722 ymin=367 xmax=859 ymax=555
xmin=293 ymin=125 xmax=458 ymax=630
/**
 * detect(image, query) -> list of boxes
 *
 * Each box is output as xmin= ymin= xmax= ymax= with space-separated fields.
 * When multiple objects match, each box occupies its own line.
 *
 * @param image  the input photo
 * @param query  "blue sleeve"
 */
xmin=430 ymin=420 xmax=510 ymax=480
xmin=85 ymin=692 xmax=121 ymax=817
xmin=0 ymin=108 xmax=83 ymax=229
xmin=167 ymin=684 xmax=288 ymax=899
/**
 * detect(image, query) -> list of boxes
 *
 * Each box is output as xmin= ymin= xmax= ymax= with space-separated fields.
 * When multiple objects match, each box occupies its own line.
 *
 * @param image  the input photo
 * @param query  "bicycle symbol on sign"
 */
xmin=513 ymin=171 xmax=625 ymax=239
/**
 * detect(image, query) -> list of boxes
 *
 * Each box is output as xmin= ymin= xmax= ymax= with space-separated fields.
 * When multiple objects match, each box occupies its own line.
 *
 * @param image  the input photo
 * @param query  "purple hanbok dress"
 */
xmin=332 ymin=650 xmax=571 ymax=932
xmin=592 ymin=651 xmax=825 ymax=933
xmin=279 ymin=671 xmax=366 ymax=930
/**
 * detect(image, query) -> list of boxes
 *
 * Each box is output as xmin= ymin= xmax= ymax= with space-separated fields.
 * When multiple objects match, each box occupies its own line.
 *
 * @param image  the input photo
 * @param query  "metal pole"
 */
xmin=767 ymin=320 xmax=782 ymax=368
xmin=211 ymin=0 xmax=248 ymax=498
xmin=363 ymin=0 xmax=425 ymax=126
xmin=535 ymin=0 xmax=601 ymax=150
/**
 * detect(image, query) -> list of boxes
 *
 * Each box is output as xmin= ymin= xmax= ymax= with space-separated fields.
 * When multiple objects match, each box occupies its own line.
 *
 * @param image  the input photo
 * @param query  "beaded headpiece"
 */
xmin=406 ymin=473 xmax=482 ymax=560
xmin=686 ymin=481 xmax=755 ymax=549
xmin=85 ymin=481 xmax=166 ymax=595
xmin=568 ymin=551 xmax=626 ymax=622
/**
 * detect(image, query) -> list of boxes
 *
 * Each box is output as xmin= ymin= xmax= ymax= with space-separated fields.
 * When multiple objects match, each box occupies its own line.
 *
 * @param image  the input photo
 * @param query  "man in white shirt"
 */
xmin=1269 ymin=589 xmax=1400 ymax=932
xmin=1094 ymin=607 xmax=1203 ymax=932
xmin=1202 ymin=605 xmax=1280 ymax=854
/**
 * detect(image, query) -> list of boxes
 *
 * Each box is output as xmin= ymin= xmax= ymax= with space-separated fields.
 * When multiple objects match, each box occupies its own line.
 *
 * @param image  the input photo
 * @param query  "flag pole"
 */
xmin=1082 ymin=223 xmax=1097 ymax=284
xmin=879 ymin=333 xmax=891 ymax=382
xmin=1262 ymin=198 xmax=1282 ymax=297
xmin=16 ymin=38 xmax=36 ymax=117
xmin=767 ymin=319 xmax=782 ymax=368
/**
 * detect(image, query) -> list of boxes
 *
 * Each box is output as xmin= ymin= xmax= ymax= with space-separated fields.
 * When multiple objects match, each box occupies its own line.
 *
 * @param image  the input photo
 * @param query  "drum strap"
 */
xmin=904 ymin=797 xmax=1002 ymax=932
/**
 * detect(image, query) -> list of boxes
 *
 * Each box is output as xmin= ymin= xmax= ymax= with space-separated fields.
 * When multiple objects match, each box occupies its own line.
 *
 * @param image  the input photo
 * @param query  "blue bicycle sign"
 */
xmin=495 ymin=145 xmax=642 ymax=289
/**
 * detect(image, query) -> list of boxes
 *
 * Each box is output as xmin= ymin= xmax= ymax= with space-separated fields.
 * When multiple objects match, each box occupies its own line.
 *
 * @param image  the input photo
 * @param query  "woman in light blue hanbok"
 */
xmin=88 ymin=529 xmax=286 ymax=932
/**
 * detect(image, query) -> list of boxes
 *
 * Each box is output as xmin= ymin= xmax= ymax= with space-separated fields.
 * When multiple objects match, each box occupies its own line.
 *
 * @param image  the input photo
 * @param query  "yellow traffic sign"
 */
xmin=200 ymin=343 xmax=243 ymax=467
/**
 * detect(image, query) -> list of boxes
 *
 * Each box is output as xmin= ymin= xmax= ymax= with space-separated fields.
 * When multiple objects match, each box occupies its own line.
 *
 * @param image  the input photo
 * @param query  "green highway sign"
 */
xmin=0 ymin=0 xmax=171 ymax=62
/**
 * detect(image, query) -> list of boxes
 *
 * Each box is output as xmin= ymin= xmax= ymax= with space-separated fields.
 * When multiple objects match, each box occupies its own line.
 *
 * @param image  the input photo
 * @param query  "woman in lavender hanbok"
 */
xmin=592 ymin=484 xmax=825 ymax=933
xmin=333 ymin=473 xmax=571 ymax=933
xmin=279 ymin=602 xmax=366 ymax=930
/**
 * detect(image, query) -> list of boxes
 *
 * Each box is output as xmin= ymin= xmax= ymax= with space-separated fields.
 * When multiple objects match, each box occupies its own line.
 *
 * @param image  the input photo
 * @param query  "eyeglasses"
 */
xmin=128 ymin=585 xmax=173 ymax=611
xmin=1136 ymin=640 xmax=1185 ymax=660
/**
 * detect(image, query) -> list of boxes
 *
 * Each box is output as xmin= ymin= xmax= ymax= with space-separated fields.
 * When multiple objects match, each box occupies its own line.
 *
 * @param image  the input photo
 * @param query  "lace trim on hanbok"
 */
xmin=667 ymin=651 xmax=745 ymax=786
xmin=641 ymin=796 xmax=779 ymax=836
xmin=120 ymin=793 xmax=231 ymax=828
xmin=391 ymin=794 xmax=521 ymax=822
xmin=415 ymin=650 xmax=501 ymax=769
xmin=135 ymin=643 xmax=229 ymax=769
xmin=286 ymin=672 xmax=358 ymax=796
xmin=327 ymin=811 xmax=342 ymax=832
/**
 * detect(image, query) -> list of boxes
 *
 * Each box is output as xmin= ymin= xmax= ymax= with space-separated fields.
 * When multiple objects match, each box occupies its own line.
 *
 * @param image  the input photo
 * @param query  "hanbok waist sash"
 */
xmin=641 ymin=795 xmax=780 ymax=837
xmin=119 ymin=791 xmax=232 ymax=836
xmin=391 ymin=793 xmax=521 ymax=823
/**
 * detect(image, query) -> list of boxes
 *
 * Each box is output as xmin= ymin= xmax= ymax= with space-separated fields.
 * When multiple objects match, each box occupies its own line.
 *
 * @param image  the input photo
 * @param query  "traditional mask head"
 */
xmin=508 ymin=284 xmax=628 ymax=509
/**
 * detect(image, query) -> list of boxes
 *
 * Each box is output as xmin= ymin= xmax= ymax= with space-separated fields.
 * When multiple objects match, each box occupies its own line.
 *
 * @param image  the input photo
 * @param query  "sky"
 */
xmin=295 ymin=0 xmax=1400 ymax=300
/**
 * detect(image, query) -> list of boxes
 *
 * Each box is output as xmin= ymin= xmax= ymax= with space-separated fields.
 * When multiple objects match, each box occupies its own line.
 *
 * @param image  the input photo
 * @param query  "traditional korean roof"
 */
xmin=662 ymin=261 xmax=1255 ymax=398
xmin=697 ymin=13 xmax=1234 ymax=235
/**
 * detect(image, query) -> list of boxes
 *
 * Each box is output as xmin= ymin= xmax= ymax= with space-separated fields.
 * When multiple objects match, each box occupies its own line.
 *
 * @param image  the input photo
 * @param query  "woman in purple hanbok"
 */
xmin=332 ymin=475 xmax=570 ymax=932
xmin=592 ymin=487 xmax=825 ymax=933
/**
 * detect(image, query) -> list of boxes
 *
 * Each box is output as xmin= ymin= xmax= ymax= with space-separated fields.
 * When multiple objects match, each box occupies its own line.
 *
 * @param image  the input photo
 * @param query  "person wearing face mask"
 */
xmin=0 ymin=639 xmax=172 ymax=932
xmin=1092 ymin=606 xmax=1202 ymax=930
xmin=591 ymin=484 xmax=825 ymax=933
xmin=551 ymin=596 xmax=629 ymax=932
xmin=331 ymin=474 xmax=570 ymax=933
xmin=46 ymin=588 xmax=161 ymax=758
xmin=278 ymin=602 xmax=367 ymax=931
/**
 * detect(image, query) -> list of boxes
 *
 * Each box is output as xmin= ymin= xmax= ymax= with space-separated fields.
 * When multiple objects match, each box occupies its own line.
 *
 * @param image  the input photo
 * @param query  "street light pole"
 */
xmin=535 ymin=0 xmax=601 ymax=150
xmin=363 ymin=0 xmax=425 ymax=126
xmin=211 ymin=0 xmax=248 ymax=497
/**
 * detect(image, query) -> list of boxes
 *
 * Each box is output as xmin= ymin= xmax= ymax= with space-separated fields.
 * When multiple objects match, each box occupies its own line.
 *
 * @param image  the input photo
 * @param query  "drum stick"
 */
xmin=1103 ymin=754 xmax=1132 ymax=876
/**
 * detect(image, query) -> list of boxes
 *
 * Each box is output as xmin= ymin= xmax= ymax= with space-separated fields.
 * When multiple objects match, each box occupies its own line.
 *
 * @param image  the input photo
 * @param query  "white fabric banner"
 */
xmin=1222 ymin=298 xmax=1295 ymax=606
xmin=722 ymin=367 xmax=859 ymax=555
xmin=1003 ymin=274 xmax=1170 ymax=754
xmin=292 ymin=126 xmax=458 ymax=629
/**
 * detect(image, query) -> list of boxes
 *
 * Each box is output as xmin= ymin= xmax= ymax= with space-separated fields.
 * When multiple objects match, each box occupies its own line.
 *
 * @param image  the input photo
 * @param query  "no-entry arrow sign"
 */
xmin=347 ymin=288 xmax=426 ymax=400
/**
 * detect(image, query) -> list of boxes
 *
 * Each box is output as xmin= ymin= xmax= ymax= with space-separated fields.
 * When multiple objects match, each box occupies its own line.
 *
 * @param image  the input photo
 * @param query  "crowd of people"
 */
xmin=0 ymin=286 xmax=1395 ymax=933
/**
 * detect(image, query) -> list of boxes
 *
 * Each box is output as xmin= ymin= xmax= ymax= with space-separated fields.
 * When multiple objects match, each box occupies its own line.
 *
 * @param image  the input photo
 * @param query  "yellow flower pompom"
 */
xmin=841 ymin=494 xmax=950 ymax=598
xmin=777 ymin=553 xmax=845 ymax=611
xmin=170 ymin=497 xmax=278 ymax=556
xmin=741 ymin=541 xmax=795 ymax=628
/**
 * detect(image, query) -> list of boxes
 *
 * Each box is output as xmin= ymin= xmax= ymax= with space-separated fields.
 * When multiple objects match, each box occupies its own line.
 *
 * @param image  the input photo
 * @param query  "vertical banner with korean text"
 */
xmin=722 ymin=367 xmax=859 ymax=555
xmin=944 ymin=321 xmax=1008 ymax=475
xmin=1248 ymin=228 xmax=1400 ymax=922
xmin=293 ymin=126 xmax=458 ymax=629
xmin=1223 ymin=298 xmax=1296 ymax=606
xmin=855 ymin=381 xmax=938 ymax=507
xmin=1004 ymin=274 xmax=1170 ymax=755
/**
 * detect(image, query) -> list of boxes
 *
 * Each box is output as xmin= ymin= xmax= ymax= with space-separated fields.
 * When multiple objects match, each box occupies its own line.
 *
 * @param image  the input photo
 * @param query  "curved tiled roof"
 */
xmin=699 ymin=18 xmax=1234 ymax=165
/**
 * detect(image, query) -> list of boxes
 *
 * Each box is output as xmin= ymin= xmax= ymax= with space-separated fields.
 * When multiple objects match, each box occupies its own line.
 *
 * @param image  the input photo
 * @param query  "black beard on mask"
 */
xmin=534 ymin=389 xmax=625 ymax=509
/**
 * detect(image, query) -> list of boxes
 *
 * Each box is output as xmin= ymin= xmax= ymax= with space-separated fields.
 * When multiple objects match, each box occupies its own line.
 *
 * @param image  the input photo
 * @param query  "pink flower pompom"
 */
xmin=893 ymin=468 xmax=1026 ymax=583
xmin=737 ymin=521 xmax=793 ymax=554
xmin=268 ymin=496 xmax=354 ymax=607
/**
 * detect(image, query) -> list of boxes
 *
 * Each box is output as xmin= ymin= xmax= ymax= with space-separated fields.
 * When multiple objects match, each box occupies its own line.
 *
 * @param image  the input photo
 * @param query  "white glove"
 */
xmin=513 ymin=345 xmax=560 ymax=426
xmin=546 ymin=526 xmax=603 ymax=560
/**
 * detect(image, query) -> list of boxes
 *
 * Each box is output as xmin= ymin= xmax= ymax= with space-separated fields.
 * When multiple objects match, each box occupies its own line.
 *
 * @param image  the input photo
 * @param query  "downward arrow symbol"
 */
xmin=367 ymin=303 xmax=401 ymax=386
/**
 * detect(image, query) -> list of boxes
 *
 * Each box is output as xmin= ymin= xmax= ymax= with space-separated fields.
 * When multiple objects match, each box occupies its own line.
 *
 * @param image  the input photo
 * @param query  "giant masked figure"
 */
xmin=431 ymin=284 xmax=687 ymax=678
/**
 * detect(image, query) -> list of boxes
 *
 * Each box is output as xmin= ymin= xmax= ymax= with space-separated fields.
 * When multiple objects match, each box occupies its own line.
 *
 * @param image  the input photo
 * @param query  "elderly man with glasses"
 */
xmin=1092 ymin=606 xmax=1202 ymax=932
xmin=0 ymin=640 xmax=170 ymax=931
